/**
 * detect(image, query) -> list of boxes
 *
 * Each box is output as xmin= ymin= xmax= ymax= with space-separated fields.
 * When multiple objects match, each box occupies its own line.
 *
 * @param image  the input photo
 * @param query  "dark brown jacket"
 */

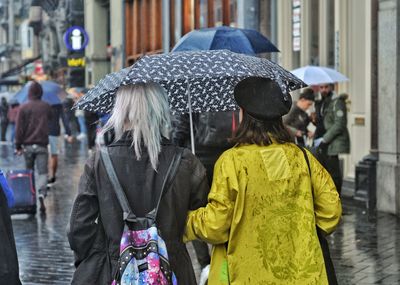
xmin=15 ymin=98 xmax=52 ymax=150
xmin=68 ymin=136 xmax=209 ymax=285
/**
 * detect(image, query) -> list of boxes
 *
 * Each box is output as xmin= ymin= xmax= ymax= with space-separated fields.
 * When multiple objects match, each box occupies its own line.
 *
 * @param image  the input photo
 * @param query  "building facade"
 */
xmin=84 ymin=0 xmax=399 ymax=215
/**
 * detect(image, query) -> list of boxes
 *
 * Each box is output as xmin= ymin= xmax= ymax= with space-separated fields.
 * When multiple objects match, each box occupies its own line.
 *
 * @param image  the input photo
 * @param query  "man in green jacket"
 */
xmin=314 ymin=84 xmax=350 ymax=195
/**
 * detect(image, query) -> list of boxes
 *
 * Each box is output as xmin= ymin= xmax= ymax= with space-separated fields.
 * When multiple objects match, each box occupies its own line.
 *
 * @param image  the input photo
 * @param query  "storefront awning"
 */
xmin=0 ymin=56 xmax=41 ymax=79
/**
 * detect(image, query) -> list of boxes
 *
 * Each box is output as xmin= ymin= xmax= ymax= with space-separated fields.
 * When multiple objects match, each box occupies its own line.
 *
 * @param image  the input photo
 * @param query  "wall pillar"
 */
xmin=237 ymin=0 xmax=260 ymax=30
xmin=300 ymin=0 xmax=312 ymax=66
xmin=110 ymin=1 xmax=123 ymax=72
xmin=376 ymin=0 xmax=400 ymax=215
xmin=85 ymin=0 xmax=110 ymax=86
xmin=277 ymin=0 xmax=292 ymax=69
xmin=318 ymin=0 xmax=329 ymax=66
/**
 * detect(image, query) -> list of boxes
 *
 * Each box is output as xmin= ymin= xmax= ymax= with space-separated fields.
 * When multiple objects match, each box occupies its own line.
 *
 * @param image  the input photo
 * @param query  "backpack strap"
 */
xmin=101 ymin=147 xmax=136 ymax=222
xmin=147 ymin=147 xmax=183 ymax=221
xmin=100 ymin=147 xmax=183 ymax=223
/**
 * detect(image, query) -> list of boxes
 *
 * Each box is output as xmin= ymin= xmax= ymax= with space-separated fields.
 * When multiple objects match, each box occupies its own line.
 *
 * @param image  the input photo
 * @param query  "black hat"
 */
xmin=299 ymin=88 xmax=315 ymax=101
xmin=234 ymin=77 xmax=292 ymax=120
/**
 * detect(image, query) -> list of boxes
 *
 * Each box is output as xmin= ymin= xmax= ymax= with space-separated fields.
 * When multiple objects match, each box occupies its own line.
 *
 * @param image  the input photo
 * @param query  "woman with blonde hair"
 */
xmin=185 ymin=77 xmax=342 ymax=284
xmin=68 ymin=82 xmax=209 ymax=284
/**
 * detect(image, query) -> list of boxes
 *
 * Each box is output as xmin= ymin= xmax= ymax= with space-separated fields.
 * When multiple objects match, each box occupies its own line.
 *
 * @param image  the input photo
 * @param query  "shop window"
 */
xmin=125 ymin=0 xmax=163 ymax=65
xmin=199 ymin=0 xmax=208 ymax=28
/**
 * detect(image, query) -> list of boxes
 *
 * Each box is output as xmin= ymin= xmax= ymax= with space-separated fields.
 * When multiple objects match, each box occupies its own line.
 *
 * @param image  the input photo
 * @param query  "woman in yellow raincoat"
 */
xmin=185 ymin=77 xmax=342 ymax=285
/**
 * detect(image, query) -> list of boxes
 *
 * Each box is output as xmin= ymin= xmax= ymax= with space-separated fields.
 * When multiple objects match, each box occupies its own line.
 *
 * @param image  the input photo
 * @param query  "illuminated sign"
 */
xmin=67 ymin=57 xmax=86 ymax=67
xmin=64 ymin=26 xmax=89 ymax=52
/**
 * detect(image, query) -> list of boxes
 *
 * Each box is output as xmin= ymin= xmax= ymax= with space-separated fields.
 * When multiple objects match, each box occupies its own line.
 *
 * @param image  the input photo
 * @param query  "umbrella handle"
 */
xmin=186 ymin=80 xmax=196 ymax=155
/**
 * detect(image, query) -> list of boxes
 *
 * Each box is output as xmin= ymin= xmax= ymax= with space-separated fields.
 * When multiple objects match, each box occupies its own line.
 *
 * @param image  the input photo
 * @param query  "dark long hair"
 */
xmin=230 ymin=111 xmax=293 ymax=146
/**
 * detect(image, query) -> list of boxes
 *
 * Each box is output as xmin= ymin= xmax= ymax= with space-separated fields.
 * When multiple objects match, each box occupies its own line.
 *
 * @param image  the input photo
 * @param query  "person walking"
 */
xmin=0 ymin=171 xmax=22 ymax=285
xmin=84 ymin=110 xmax=99 ymax=153
xmin=184 ymin=77 xmax=342 ymax=285
xmin=314 ymin=84 xmax=350 ymax=195
xmin=47 ymin=104 xmax=74 ymax=186
xmin=68 ymin=82 xmax=209 ymax=284
xmin=0 ymin=97 xmax=9 ymax=142
xmin=15 ymin=81 xmax=52 ymax=213
xmin=283 ymin=88 xmax=315 ymax=146
xmin=7 ymin=100 xmax=20 ymax=144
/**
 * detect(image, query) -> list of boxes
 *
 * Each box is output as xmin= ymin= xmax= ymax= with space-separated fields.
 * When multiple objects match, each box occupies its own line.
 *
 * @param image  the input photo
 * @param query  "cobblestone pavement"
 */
xmin=1 ymin=141 xmax=399 ymax=284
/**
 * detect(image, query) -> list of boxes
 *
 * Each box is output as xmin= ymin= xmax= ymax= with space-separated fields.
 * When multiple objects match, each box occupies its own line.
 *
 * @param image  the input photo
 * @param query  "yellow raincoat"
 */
xmin=185 ymin=143 xmax=342 ymax=285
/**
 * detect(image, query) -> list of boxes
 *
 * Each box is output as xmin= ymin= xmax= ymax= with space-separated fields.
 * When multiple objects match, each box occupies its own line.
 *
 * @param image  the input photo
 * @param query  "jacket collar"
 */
xmin=109 ymin=131 xmax=172 ymax=147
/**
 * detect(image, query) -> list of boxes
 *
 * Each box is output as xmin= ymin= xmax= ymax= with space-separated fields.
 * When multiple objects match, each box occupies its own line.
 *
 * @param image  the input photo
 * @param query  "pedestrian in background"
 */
xmin=68 ymin=83 xmax=209 ymax=284
xmin=63 ymin=94 xmax=79 ymax=137
xmin=0 ymin=170 xmax=22 ymax=285
xmin=283 ymin=87 xmax=315 ymax=146
xmin=185 ymin=77 xmax=342 ymax=284
xmin=84 ymin=110 xmax=99 ymax=153
xmin=7 ymin=100 xmax=20 ymax=144
xmin=47 ymin=104 xmax=74 ymax=186
xmin=0 ymin=97 xmax=9 ymax=142
xmin=314 ymin=84 xmax=350 ymax=195
xmin=15 ymin=81 xmax=52 ymax=213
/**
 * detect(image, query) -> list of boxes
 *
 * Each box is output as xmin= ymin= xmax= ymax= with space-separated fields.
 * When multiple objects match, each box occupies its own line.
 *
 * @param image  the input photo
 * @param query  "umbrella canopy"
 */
xmin=76 ymin=50 xmax=305 ymax=115
xmin=290 ymin=65 xmax=348 ymax=85
xmin=172 ymin=26 xmax=279 ymax=55
xmin=14 ymin=81 xmax=67 ymax=105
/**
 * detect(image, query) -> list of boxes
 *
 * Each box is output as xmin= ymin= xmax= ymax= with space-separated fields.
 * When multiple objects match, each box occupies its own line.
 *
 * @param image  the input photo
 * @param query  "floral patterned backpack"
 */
xmin=101 ymin=148 xmax=182 ymax=285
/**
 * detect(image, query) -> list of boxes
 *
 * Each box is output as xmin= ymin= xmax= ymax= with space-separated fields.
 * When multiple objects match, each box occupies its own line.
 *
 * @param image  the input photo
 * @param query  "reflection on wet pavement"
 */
xmin=1 ymin=142 xmax=399 ymax=284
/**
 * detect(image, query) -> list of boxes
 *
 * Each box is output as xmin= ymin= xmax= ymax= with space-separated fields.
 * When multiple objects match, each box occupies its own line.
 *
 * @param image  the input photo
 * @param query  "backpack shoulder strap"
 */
xmin=147 ymin=147 xmax=184 ymax=221
xmin=100 ymin=147 xmax=136 ymax=222
xmin=297 ymin=145 xmax=311 ymax=177
xmin=295 ymin=144 xmax=315 ymax=202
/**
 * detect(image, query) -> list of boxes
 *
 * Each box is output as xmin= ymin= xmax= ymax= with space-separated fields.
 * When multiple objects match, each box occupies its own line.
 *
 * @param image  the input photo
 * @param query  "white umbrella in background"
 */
xmin=291 ymin=65 xmax=348 ymax=85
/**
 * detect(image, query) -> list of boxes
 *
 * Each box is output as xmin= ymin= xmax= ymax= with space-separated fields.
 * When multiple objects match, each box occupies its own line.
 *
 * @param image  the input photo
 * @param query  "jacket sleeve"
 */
xmin=323 ymin=98 xmax=347 ymax=143
xmin=184 ymin=152 xmax=236 ymax=244
xmin=186 ymin=149 xmax=210 ymax=211
xmin=14 ymin=108 xmax=26 ymax=150
xmin=307 ymin=150 xmax=342 ymax=234
xmin=67 ymin=154 xmax=100 ymax=266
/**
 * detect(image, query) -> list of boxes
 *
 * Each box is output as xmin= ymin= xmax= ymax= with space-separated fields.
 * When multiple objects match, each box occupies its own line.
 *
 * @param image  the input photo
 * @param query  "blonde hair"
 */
xmin=102 ymin=82 xmax=171 ymax=170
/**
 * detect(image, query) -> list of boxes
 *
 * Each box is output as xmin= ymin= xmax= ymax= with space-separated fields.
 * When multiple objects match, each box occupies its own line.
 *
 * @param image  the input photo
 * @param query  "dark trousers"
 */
xmin=325 ymin=155 xmax=342 ymax=196
xmin=315 ymin=145 xmax=342 ymax=196
xmin=86 ymin=123 xmax=97 ymax=150
xmin=24 ymin=145 xmax=49 ymax=196
xmin=1 ymin=121 xmax=8 ymax=141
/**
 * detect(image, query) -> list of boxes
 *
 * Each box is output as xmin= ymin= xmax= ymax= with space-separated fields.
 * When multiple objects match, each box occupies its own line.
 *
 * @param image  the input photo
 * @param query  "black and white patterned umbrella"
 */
xmin=75 ymin=50 xmax=306 ymax=114
xmin=74 ymin=67 xmax=130 ymax=112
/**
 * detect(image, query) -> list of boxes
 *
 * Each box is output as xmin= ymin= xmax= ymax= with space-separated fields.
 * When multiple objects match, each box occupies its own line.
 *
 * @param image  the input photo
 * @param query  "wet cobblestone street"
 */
xmin=1 ymin=141 xmax=399 ymax=284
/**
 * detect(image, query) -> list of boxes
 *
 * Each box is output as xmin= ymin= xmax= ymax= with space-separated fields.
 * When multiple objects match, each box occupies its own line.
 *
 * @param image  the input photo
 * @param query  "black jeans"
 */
xmin=0 ymin=121 xmax=8 ymax=141
xmin=315 ymin=145 xmax=342 ymax=196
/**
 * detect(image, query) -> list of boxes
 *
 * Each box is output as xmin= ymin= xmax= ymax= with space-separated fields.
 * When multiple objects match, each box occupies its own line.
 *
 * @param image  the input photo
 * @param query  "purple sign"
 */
xmin=64 ymin=26 xmax=89 ymax=52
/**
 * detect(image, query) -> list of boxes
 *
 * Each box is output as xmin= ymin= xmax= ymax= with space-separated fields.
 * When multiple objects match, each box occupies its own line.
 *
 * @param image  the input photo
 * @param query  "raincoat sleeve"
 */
xmin=184 ymin=152 xmax=237 ymax=244
xmin=323 ymin=98 xmax=347 ymax=143
xmin=307 ymin=150 xmax=342 ymax=234
xmin=67 ymin=154 xmax=100 ymax=266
